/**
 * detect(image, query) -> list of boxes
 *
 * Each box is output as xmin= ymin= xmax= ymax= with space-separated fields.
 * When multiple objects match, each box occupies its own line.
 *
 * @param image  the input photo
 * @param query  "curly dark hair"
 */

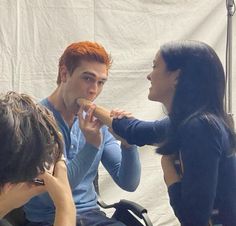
xmin=0 ymin=91 xmax=63 ymax=188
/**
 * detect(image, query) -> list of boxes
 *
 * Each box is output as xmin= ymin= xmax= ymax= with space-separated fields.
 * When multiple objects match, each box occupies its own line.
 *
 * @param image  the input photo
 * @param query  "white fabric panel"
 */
xmin=0 ymin=0 xmax=235 ymax=225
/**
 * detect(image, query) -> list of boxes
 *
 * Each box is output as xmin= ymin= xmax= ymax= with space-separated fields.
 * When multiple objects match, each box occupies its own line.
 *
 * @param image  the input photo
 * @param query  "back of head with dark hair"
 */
xmin=157 ymin=40 xmax=236 ymax=154
xmin=57 ymin=41 xmax=112 ymax=84
xmin=0 ymin=92 xmax=63 ymax=189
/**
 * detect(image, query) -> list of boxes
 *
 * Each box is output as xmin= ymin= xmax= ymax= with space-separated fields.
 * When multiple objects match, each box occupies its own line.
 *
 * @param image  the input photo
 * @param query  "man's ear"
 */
xmin=59 ymin=65 xmax=68 ymax=83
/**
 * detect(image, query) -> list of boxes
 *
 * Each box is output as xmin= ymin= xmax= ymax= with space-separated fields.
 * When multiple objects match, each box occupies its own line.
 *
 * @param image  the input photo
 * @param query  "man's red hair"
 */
xmin=57 ymin=41 xmax=112 ymax=84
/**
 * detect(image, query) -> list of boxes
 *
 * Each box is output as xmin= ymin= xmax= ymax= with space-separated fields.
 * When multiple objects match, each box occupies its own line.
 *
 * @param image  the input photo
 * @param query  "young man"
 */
xmin=0 ymin=92 xmax=76 ymax=226
xmin=24 ymin=41 xmax=141 ymax=226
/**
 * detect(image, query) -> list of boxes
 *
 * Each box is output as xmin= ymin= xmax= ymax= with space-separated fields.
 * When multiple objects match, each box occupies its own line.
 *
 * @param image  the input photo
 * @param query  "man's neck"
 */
xmin=48 ymin=87 xmax=75 ymax=127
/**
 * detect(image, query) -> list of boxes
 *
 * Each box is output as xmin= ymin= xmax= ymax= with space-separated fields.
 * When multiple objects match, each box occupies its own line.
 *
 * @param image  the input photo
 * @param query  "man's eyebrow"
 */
xmin=82 ymin=71 xmax=107 ymax=81
xmin=82 ymin=71 xmax=96 ymax=77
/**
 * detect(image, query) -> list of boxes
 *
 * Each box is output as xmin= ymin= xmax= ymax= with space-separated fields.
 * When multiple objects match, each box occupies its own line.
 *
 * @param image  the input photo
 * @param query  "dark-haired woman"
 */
xmin=111 ymin=40 xmax=236 ymax=226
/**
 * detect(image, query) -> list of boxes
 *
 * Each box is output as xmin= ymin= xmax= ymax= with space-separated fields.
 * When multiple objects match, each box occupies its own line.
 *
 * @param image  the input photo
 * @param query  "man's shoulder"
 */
xmin=40 ymin=98 xmax=59 ymax=116
xmin=40 ymin=98 xmax=50 ymax=108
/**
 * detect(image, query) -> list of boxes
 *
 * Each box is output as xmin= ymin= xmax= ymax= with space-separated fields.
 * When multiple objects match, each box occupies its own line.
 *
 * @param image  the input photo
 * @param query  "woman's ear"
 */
xmin=173 ymin=69 xmax=181 ymax=86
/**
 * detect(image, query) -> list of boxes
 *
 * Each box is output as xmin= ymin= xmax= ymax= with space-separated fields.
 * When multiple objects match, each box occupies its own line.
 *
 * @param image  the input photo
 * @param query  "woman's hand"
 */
xmin=110 ymin=108 xmax=134 ymax=119
xmin=161 ymin=154 xmax=181 ymax=187
xmin=110 ymin=108 xmax=135 ymax=148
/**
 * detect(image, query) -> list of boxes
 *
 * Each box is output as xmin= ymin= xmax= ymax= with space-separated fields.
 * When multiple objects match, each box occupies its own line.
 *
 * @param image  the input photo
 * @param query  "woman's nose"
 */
xmin=147 ymin=73 xmax=151 ymax=81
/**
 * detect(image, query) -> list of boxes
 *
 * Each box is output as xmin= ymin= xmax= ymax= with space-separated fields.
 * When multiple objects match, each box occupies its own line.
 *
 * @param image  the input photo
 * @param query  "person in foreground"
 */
xmin=107 ymin=40 xmax=236 ymax=226
xmin=0 ymin=92 xmax=76 ymax=226
xmin=24 ymin=41 xmax=141 ymax=226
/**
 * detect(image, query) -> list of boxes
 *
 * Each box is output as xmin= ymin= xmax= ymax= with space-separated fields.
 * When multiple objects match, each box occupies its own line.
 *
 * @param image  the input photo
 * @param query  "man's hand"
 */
xmin=77 ymin=104 xmax=103 ymax=148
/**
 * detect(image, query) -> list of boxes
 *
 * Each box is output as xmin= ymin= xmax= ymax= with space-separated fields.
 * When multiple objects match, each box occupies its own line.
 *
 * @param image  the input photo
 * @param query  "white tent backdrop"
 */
xmin=0 ymin=0 xmax=235 ymax=225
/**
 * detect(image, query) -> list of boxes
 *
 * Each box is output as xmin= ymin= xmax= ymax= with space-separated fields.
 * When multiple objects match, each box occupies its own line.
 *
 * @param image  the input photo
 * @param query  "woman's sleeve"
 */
xmin=112 ymin=117 xmax=170 ymax=146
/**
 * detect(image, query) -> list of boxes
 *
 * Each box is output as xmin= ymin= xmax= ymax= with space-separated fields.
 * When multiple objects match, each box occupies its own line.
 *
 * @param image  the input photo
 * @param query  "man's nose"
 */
xmin=88 ymin=82 xmax=99 ymax=94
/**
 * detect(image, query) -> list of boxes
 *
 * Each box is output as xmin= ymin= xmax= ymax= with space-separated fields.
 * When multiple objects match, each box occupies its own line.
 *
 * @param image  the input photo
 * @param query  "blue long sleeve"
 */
xmin=66 ymin=143 xmax=98 ymax=189
xmin=101 ymin=129 xmax=141 ymax=192
xmin=112 ymin=117 xmax=169 ymax=146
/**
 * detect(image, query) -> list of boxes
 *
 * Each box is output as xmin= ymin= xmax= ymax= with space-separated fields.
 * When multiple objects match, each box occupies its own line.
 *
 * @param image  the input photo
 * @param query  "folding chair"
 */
xmin=94 ymin=174 xmax=153 ymax=226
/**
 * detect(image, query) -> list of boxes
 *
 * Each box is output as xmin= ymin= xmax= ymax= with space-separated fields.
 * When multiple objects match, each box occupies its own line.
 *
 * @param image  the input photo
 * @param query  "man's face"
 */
xmin=60 ymin=60 xmax=108 ymax=113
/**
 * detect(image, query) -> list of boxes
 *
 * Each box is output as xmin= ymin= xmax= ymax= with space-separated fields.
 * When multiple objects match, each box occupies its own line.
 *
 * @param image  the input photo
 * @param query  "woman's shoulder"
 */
xmin=179 ymin=113 xmax=226 ymax=137
xmin=178 ymin=113 xmax=232 ymax=156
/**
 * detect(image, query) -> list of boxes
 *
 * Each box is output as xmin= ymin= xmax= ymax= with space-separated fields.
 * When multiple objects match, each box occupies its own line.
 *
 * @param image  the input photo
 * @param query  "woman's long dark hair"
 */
xmin=157 ymin=40 xmax=236 ymax=155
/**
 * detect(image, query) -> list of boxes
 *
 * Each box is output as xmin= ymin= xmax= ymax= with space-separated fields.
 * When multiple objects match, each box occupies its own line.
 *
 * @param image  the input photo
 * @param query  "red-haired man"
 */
xmin=24 ymin=41 xmax=141 ymax=226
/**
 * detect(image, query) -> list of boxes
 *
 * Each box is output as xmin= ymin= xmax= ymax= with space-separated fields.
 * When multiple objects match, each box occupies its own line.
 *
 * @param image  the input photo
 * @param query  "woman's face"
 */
xmin=147 ymin=51 xmax=179 ymax=110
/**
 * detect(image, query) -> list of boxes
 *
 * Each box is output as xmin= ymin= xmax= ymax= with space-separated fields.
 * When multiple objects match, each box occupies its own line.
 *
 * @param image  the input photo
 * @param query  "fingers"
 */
xmin=52 ymin=159 xmax=67 ymax=179
xmin=77 ymin=104 xmax=98 ymax=126
xmin=84 ymin=105 xmax=96 ymax=122
xmin=91 ymin=118 xmax=103 ymax=129
xmin=39 ymin=160 xmax=67 ymax=184
xmin=77 ymin=104 xmax=85 ymax=126
xmin=76 ymin=103 xmax=102 ymax=147
xmin=110 ymin=109 xmax=133 ymax=119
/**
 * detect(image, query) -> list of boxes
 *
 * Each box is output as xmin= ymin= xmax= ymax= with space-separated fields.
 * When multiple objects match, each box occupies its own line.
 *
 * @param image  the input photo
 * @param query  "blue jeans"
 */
xmin=25 ymin=209 xmax=126 ymax=226
xmin=77 ymin=209 xmax=126 ymax=226
xmin=25 ymin=222 xmax=51 ymax=226
xmin=25 ymin=221 xmax=51 ymax=226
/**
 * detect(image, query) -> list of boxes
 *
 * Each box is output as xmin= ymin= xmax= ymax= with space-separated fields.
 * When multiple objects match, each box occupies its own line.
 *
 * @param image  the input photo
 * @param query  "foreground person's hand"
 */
xmin=0 ymin=182 xmax=45 ymax=218
xmin=39 ymin=159 xmax=76 ymax=226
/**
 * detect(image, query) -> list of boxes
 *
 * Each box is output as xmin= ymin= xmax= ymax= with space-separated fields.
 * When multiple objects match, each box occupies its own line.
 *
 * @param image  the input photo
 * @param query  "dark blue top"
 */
xmin=112 ymin=116 xmax=236 ymax=226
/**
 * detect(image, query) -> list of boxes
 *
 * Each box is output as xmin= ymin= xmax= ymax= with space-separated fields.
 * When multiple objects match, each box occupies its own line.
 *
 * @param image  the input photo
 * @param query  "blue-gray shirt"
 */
xmin=24 ymin=98 xmax=141 ymax=223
